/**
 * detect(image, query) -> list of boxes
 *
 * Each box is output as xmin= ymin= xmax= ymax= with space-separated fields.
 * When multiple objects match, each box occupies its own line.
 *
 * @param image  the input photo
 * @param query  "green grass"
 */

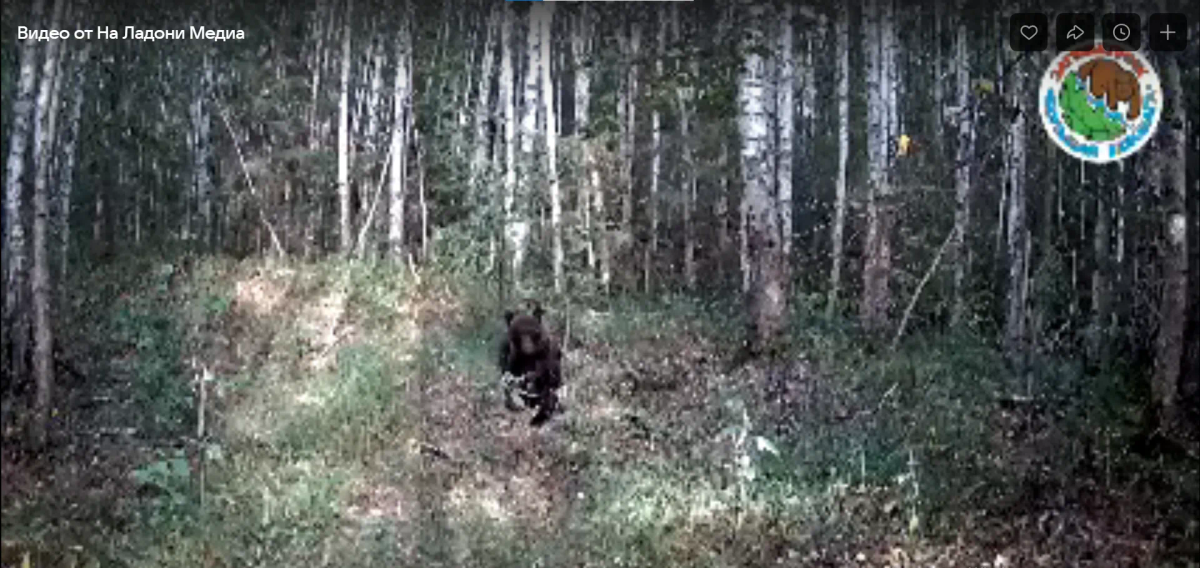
xmin=2 ymin=255 xmax=1195 ymax=567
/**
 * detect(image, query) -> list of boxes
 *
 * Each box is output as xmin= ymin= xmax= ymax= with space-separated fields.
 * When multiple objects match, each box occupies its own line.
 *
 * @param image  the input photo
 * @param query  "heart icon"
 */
xmin=1020 ymin=25 xmax=1039 ymax=40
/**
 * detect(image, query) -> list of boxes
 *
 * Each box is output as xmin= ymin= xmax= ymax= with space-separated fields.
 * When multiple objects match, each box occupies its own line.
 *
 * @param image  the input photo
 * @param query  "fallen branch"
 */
xmin=891 ymin=227 xmax=956 ymax=351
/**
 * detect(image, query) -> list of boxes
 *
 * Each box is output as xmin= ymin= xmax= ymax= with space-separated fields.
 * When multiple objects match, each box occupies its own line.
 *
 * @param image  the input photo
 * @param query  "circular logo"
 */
xmin=1038 ymin=45 xmax=1161 ymax=163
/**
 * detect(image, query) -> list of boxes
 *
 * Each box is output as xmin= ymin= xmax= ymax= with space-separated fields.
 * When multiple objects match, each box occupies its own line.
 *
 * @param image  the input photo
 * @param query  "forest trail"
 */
xmin=2 ymin=258 xmax=1194 ymax=567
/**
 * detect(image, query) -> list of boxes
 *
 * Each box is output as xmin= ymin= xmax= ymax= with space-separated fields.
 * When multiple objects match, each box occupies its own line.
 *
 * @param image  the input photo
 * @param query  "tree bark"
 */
xmin=827 ymin=4 xmax=850 ymax=320
xmin=3 ymin=0 xmax=45 ymax=386
xmin=471 ymin=6 xmax=498 ymax=195
xmin=389 ymin=9 xmax=411 ymax=260
xmin=1153 ymin=54 xmax=1188 ymax=433
xmin=645 ymin=11 xmax=664 ymax=293
xmin=776 ymin=5 xmax=795 ymax=264
xmin=1003 ymin=55 xmax=1028 ymax=361
xmin=739 ymin=0 xmax=786 ymax=353
xmin=59 ymin=42 xmax=90 ymax=280
xmin=338 ymin=0 xmax=353 ymax=254
xmin=30 ymin=0 xmax=66 ymax=449
xmin=620 ymin=17 xmax=639 ymax=267
xmin=573 ymin=5 xmax=595 ymax=274
xmin=501 ymin=5 xmax=521 ymax=292
xmin=1088 ymin=184 xmax=1113 ymax=364
xmin=537 ymin=3 xmax=562 ymax=293
xmin=674 ymin=5 xmax=697 ymax=290
xmin=861 ymin=0 xmax=896 ymax=332
xmin=950 ymin=4 xmax=975 ymax=327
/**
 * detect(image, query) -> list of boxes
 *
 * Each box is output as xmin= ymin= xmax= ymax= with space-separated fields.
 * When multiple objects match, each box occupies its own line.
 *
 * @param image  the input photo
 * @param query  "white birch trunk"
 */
xmin=951 ymin=5 xmax=974 ymax=327
xmin=827 ymin=5 xmax=850 ymax=319
xmin=739 ymin=0 xmax=786 ymax=351
xmin=536 ymin=4 xmax=562 ymax=293
xmin=388 ymin=15 xmax=411 ymax=260
xmin=338 ymin=0 xmax=353 ymax=254
xmin=777 ymin=5 xmax=795 ymax=261
xmin=30 ymin=0 xmax=65 ymax=448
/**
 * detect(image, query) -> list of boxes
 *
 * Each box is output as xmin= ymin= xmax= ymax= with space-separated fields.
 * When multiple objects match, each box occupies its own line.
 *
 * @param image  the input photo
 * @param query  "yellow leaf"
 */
xmin=972 ymin=78 xmax=995 ymax=94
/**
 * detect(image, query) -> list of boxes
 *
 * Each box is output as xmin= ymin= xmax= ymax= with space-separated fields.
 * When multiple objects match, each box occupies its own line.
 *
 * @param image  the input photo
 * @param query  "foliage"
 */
xmin=108 ymin=264 xmax=194 ymax=438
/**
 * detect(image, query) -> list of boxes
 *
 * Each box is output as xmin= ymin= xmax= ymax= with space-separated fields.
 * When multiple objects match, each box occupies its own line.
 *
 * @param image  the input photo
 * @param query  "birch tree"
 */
xmin=673 ymin=5 xmax=698 ymax=289
xmin=619 ymin=16 xmax=640 ymax=262
xmin=388 ymin=11 xmax=411 ymax=261
xmin=827 ymin=4 xmax=850 ymax=319
xmin=3 ymin=0 xmax=45 ymax=384
xmin=645 ymin=11 xmax=664 ymax=292
xmin=338 ymin=0 xmax=353 ymax=254
xmin=739 ymin=0 xmax=786 ymax=352
xmin=1153 ymin=53 xmax=1189 ymax=432
xmin=500 ymin=6 xmax=521 ymax=289
xmin=536 ymin=3 xmax=563 ymax=293
xmin=950 ymin=4 xmax=974 ymax=327
xmin=1003 ymin=55 xmax=1028 ymax=360
xmin=861 ymin=0 xmax=897 ymax=331
xmin=60 ymin=43 xmax=91 ymax=279
xmin=470 ymin=6 xmax=498 ymax=193
xmin=573 ymin=5 xmax=596 ymax=273
xmin=191 ymin=51 xmax=215 ymax=250
xmin=776 ymin=5 xmax=795 ymax=263
xmin=30 ymin=0 xmax=66 ymax=448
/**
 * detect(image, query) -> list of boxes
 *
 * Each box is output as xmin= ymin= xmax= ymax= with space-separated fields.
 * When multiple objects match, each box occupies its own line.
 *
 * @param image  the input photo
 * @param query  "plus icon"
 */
xmin=1148 ymin=13 xmax=1187 ymax=51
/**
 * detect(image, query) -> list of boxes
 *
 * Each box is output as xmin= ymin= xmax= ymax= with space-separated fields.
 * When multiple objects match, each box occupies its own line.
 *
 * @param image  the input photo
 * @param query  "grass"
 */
xmin=1 ymin=253 xmax=1196 ymax=567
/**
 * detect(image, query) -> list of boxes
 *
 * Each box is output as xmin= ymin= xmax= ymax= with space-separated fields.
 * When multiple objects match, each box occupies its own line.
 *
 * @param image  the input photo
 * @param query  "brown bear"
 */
xmin=498 ymin=300 xmax=563 ymax=426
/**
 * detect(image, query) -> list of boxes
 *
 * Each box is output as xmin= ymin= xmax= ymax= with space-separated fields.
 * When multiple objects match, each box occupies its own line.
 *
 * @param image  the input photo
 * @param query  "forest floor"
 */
xmin=1 ymin=254 xmax=1197 ymax=567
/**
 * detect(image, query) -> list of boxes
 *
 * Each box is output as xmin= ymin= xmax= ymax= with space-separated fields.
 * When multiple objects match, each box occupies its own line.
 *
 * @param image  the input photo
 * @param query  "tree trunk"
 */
xmin=193 ymin=50 xmax=215 ymax=251
xmin=777 ymin=5 xmax=795 ymax=264
xmin=717 ymin=142 xmax=731 ymax=275
xmin=861 ymin=0 xmax=895 ymax=332
xmin=537 ymin=4 xmax=562 ymax=293
xmin=931 ymin=1 xmax=945 ymax=156
xmin=30 ymin=0 xmax=66 ymax=449
xmin=621 ymin=18 xmax=639 ymax=267
xmin=674 ymin=5 xmax=697 ymax=290
xmin=501 ymin=5 xmax=520 ymax=292
xmin=740 ymin=0 xmax=786 ymax=353
xmin=338 ymin=0 xmax=353 ymax=254
xmin=827 ymin=4 xmax=850 ymax=320
xmin=510 ymin=2 xmax=541 ymax=291
xmin=1004 ymin=56 xmax=1028 ymax=361
xmin=471 ymin=6 xmax=498 ymax=194
xmin=3 ymin=0 xmax=45 ymax=386
xmin=308 ymin=0 xmax=326 ymax=149
xmin=365 ymin=35 xmax=385 ymax=152
xmin=645 ymin=12 xmax=664 ymax=293
xmin=1153 ymin=54 xmax=1188 ymax=433
xmin=950 ymin=5 xmax=974 ymax=327
xmin=59 ymin=42 xmax=90 ymax=280
xmin=388 ymin=14 xmax=410 ymax=261
xmin=573 ymin=5 xmax=594 ymax=274
xmin=1088 ymin=183 xmax=1112 ymax=364
xmin=522 ymin=6 xmax=540 ymax=157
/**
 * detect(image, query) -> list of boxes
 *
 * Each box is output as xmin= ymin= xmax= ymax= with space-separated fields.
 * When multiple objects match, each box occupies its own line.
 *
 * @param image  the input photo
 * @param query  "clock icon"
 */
xmin=1113 ymin=23 xmax=1130 ymax=41
xmin=1102 ymin=13 xmax=1142 ymax=50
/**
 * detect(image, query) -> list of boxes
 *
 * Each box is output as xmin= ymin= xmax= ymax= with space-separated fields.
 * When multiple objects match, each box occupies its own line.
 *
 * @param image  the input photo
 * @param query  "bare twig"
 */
xmin=891 ymin=227 xmax=956 ymax=351
xmin=354 ymin=139 xmax=395 ymax=259
xmin=214 ymin=102 xmax=286 ymax=258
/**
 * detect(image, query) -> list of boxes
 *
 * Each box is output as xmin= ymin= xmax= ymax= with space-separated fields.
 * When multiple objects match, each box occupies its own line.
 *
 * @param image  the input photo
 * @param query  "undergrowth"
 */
xmin=1 ymin=253 xmax=1195 ymax=567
